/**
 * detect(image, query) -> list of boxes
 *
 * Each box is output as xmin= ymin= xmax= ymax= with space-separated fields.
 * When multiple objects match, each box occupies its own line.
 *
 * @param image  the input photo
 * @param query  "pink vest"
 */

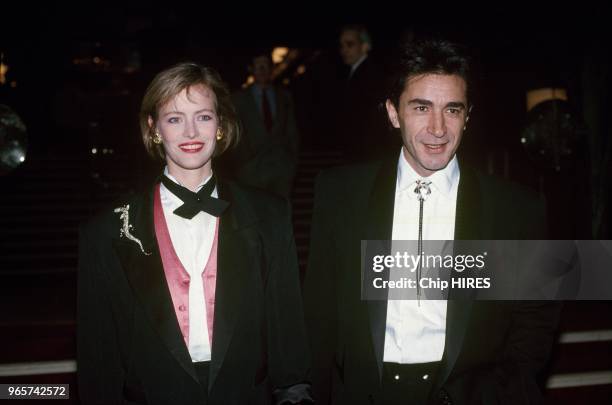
xmin=153 ymin=184 xmax=218 ymax=347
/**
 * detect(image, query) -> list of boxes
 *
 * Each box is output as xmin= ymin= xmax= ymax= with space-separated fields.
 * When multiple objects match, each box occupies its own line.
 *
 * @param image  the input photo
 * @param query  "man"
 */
xmin=226 ymin=52 xmax=299 ymax=198
xmin=335 ymin=25 xmax=396 ymax=162
xmin=339 ymin=25 xmax=372 ymax=79
xmin=304 ymin=39 xmax=561 ymax=404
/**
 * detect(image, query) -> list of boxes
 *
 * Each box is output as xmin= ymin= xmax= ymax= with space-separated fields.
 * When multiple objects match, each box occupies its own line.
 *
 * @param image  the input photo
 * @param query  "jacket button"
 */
xmin=438 ymin=389 xmax=452 ymax=405
xmin=178 ymin=305 xmax=186 ymax=311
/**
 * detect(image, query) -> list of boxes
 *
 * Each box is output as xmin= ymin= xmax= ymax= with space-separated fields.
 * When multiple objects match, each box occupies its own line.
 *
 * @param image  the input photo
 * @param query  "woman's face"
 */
xmin=154 ymin=84 xmax=218 ymax=178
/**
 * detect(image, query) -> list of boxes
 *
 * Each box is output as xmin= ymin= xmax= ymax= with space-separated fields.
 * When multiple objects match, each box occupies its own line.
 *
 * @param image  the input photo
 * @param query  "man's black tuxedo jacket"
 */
xmin=336 ymin=57 xmax=398 ymax=161
xmin=222 ymin=85 xmax=299 ymax=196
xmin=303 ymin=158 xmax=561 ymax=404
xmin=78 ymin=179 xmax=311 ymax=404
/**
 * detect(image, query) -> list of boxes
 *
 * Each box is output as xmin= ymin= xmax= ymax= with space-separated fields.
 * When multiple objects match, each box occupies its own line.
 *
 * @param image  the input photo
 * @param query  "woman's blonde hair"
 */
xmin=139 ymin=62 xmax=239 ymax=160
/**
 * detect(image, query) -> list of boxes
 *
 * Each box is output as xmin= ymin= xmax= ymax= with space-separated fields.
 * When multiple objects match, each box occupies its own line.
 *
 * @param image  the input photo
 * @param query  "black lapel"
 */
xmin=453 ymin=163 xmax=483 ymax=242
xmin=245 ymin=88 xmax=260 ymax=119
xmin=362 ymin=157 xmax=397 ymax=381
xmin=437 ymin=163 xmax=482 ymax=389
xmin=239 ymin=88 xmax=260 ymax=135
xmin=208 ymin=181 xmax=260 ymax=392
xmin=271 ymin=86 xmax=284 ymax=132
xmin=111 ymin=186 xmax=198 ymax=383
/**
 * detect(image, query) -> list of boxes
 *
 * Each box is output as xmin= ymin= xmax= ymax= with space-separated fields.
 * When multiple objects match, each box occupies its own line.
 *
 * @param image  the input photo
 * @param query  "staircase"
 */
xmin=0 ymin=150 xmax=137 ymax=402
xmin=291 ymin=150 xmax=345 ymax=272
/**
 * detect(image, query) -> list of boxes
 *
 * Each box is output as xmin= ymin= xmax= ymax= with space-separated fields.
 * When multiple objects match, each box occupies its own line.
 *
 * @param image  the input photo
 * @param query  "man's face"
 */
xmin=252 ymin=56 xmax=272 ymax=86
xmin=339 ymin=30 xmax=369 ymax=66
xmin=386 ymin=73 xmax=469 ymax=177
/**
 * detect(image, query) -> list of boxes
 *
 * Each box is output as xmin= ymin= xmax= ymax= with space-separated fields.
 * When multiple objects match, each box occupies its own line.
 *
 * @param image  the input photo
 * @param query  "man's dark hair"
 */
xmin=249 ymin=49 xmax=273 ymax=67
xmin=388 ymin=39 xmax=473 ymax=107
xmin=340 ymin=24 xmax=372 ymax=47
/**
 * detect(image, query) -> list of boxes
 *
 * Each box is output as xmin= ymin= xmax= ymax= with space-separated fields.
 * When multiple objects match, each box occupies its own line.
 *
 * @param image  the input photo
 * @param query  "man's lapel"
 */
xmin=453 ymin=164 xmax=483 ymax=242
xmin=111 ymin=186 xmax=198 ymax=383
xmin=437 ymin=164 xmax=483 ymax=389
xmin=245 ymin=88 xmax=261 ymax=121
xmin=208 ymin=181 xmax=260 ymax=392
xmin=362 ymin=158 xmax=397 ymax=381
xmin=271 ymin=87 xmax=284 ymax=133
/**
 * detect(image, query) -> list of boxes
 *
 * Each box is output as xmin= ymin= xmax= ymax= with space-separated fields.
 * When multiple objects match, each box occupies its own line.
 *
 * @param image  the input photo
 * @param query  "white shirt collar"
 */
xmin=163 ymin=166 xmax=212 ymax=192
xmin=396 ymin=148 xmax=460 ymax=198
xmin=349 ymin=54 xmax=368 ymax=77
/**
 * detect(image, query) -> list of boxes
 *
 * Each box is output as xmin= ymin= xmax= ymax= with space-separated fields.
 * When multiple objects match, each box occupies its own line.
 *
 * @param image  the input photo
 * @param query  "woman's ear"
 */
xmin=147 ymin=116 xmax=155 ymax=132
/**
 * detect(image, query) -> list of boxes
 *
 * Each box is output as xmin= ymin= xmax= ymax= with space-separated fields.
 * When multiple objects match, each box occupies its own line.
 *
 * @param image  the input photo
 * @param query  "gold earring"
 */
xmin=216 ymin=128 xmax=224 ymax=140
xmin=153 ymin=129 xmax=162 ymax=144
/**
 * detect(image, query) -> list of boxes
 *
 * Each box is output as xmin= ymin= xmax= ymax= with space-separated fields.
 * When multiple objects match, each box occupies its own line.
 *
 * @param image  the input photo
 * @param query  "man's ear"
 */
xmin=385 ymin=99 xmax=400 ymax=129
xmin=362 ymin=42 xmax=371 ymax=55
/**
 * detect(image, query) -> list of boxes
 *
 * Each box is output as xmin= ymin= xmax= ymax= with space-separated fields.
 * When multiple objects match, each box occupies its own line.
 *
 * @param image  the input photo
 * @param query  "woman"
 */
xmin=77 ymin=62 xmax=312 ymax=404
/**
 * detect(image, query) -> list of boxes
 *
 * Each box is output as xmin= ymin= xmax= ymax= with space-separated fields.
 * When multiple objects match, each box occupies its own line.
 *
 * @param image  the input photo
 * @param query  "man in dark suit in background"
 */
xmin=227 ymin=52 xmax=299 ymax=198
xmin=336 ymin=25 xmax=397 ymax=162
xmin=304 ymin=39 xmax=561 ymax=404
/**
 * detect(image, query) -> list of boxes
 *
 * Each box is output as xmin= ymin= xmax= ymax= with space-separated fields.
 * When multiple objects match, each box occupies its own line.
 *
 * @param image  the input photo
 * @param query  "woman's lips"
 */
xmin=179 ymin=142 xmax=204 ymax=153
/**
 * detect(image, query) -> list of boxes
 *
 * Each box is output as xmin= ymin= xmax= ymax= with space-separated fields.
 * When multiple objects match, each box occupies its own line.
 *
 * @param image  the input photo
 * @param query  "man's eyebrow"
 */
xmin=406 ymin=98 xmax=433 ymax=106
xmin=445 ymin=101 xmax=466 ymax=109
xmin=406 ymin=99 xmax=466 ymax=109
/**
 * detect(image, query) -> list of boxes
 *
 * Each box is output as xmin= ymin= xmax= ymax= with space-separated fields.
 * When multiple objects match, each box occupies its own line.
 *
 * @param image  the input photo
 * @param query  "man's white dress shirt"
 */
xmin=383 ymin=150 xmax=460 ymax=364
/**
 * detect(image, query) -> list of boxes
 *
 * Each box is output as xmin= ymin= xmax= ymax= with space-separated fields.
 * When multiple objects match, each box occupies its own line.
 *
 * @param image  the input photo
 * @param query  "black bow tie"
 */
xmin=160 ymin=174 xmax=229 ymax=219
